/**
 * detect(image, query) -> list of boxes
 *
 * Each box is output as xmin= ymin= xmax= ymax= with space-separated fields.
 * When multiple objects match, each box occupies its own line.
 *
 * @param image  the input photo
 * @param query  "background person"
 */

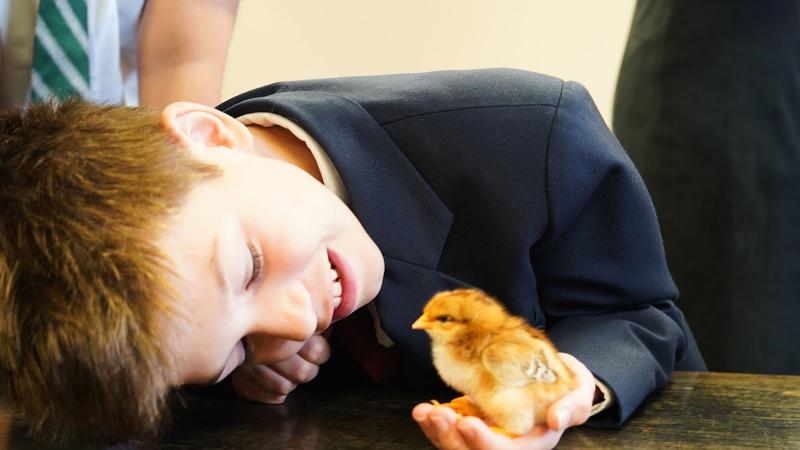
xmin=0 ymin=0 xmax=239 ymax=108
xmin=614 ymin=0 xmax=800 ymax=374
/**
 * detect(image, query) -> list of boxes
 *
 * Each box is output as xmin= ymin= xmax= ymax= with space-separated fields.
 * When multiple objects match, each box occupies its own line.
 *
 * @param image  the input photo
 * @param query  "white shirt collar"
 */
xmin=235 ymin=112 xmax=350 ymax=203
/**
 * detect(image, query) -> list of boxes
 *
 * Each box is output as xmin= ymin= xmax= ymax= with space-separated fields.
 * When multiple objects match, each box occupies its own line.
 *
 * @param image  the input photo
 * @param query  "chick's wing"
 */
xmin=481 ymin=340 xmax=558 ymax=387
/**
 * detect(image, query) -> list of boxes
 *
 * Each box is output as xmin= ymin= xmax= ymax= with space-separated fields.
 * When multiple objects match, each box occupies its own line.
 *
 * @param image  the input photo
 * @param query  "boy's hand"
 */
xmin=412 ymin=353 xmax=595 ymax=449
xmin=230 ymin=334 xmax=331 ymax=404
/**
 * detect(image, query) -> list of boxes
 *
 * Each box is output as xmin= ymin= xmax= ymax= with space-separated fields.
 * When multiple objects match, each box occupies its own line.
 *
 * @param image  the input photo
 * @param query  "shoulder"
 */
xmin=219 ymin=69 xmax=567 ymax=124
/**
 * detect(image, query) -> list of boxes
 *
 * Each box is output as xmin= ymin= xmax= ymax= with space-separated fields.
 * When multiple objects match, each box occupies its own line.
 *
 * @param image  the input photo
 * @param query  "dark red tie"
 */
xmin=334 ymin=306 xmax=399 ymax=383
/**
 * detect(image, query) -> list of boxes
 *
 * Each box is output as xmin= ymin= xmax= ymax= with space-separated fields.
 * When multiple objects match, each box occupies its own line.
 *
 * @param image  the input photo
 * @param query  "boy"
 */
xmin=0 ymin=68 xmax=705 ymax=447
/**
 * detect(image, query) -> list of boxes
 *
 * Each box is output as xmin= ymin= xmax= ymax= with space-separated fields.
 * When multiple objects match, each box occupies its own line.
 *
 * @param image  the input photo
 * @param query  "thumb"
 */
xmin=547 ymin=406 xmax=573 ymax=431
xmin=545 ymin=353 xmax=595 ymax=430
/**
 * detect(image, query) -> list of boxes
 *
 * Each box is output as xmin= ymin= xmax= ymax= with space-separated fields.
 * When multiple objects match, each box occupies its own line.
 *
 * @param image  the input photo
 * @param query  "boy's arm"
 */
xmin=532 ymin=81 xmax=706 ymax=427
xmin=137 ymin=0 xmax=239 ymax=106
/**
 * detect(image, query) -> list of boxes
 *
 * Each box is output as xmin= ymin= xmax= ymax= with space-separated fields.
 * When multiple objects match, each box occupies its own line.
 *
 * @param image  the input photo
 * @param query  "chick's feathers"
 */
xmin=413 ymin=289 xmax=578 ymax=435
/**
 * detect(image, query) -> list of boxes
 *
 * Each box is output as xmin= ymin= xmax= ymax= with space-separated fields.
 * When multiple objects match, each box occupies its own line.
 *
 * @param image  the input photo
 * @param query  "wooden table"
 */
xmin=1 ymin=371 xmax=798 ymax=449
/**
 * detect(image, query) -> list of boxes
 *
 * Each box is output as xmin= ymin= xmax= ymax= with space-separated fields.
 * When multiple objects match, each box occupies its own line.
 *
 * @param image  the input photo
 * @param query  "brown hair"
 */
xmin=0 ymin=100 xmax=219 ymax=442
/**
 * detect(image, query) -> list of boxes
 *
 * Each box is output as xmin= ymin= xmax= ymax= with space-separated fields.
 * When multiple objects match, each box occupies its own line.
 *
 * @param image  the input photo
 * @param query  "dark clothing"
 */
xmin=219 ymin=68 xmax=706 ymax=427
xmin=614 ymin=1 xmax=800 ymax=374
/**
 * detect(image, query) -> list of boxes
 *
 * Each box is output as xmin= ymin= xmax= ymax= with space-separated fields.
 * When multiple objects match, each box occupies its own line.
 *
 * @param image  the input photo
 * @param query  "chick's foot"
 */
xmin=432 ymin=396 xmax=518 ymax=438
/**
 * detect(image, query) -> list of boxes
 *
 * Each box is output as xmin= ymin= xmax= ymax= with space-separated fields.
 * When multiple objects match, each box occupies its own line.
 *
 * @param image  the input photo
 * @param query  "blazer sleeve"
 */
xmin=531 ymin=81 xmax=706 ymax=427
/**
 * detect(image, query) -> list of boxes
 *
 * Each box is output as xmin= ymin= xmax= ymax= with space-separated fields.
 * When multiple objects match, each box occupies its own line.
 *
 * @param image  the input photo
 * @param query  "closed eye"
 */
xmin=246 ymin=242 xmax=263 ymax=290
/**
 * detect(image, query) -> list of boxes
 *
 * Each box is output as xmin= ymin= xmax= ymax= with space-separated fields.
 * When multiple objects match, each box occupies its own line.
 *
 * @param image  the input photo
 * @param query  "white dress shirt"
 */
xmin=0 ymin=0 xmax=145 ymax=109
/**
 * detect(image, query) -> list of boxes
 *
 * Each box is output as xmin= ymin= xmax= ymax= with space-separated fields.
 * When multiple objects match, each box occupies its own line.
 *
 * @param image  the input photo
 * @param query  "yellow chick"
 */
xmin=412 ymin=288 xmax=577 ymax=436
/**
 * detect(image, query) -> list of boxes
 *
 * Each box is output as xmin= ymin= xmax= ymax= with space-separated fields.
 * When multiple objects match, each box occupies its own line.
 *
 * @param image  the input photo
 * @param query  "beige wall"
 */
xmin=223 ymin=0 xmax=635 ymax=126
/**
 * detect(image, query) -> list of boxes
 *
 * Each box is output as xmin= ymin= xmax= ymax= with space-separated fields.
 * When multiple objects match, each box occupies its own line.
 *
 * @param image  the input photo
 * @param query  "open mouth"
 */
xmin=329 ymin=262 xmax=342 ymax=310
xmin=327 ymin=248 xmax=357 ymax=321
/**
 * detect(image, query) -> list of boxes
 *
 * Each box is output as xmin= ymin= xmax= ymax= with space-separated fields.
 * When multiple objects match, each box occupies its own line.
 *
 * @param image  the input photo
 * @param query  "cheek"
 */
xmin=171 ymin=325 xmax=243 ymax=385
xmin=248 ymin=335 xmax=307 ymax=364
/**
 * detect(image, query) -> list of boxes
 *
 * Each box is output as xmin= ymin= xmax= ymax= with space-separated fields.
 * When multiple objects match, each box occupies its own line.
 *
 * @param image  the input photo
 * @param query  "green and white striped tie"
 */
xmin=30 ymin=0 xmax=90 ymax=101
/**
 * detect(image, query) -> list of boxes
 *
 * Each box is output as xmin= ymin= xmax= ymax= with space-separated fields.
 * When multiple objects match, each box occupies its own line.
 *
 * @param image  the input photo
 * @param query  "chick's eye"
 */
xmin=436 ymin=314 xmax=454 ymax=323
xmin=246 ymin=242 xmax=264 ymax=289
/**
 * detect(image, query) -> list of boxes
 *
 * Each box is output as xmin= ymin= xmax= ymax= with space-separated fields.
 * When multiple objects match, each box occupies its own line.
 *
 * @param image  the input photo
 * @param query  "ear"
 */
xmin=161 ymin=101 xmax=253 ymax=151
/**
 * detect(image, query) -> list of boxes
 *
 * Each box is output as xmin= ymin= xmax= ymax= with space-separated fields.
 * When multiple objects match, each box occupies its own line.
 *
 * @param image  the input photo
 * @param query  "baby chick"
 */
xmin=412 ymin=288 xmax=577 ymax=436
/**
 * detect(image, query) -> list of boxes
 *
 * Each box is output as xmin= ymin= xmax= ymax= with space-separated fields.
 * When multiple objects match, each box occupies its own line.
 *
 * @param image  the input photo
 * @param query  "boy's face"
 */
xmin=158 ymin=144 xmax=384 ymax=386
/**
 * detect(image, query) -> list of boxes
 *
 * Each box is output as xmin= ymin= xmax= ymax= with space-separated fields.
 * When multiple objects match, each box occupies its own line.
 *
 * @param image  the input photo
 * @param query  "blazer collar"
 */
xmin=220 ymin=90 xmax=453 ymax=269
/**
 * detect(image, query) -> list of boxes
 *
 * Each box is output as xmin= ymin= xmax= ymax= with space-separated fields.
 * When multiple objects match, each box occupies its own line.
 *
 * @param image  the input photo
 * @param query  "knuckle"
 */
xmin=259 ymin=394 xmax=287 ymax=405
xmin=275 ymin=378 xmax=297 ymax=396
xmin=294 ymin=361 xmax=319 ymax=383
xmin=302 ymin=336 xmax=331 ymax=363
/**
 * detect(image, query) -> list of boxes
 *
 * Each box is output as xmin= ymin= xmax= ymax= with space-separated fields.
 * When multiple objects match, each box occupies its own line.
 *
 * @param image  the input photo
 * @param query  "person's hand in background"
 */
xmin=138 ymin=0 xmax=239 ymax=106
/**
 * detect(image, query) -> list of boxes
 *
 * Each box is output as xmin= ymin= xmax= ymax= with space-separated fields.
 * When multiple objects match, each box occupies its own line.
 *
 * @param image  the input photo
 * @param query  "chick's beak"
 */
xmin=412 ymin=314 xmax=432 ymax=330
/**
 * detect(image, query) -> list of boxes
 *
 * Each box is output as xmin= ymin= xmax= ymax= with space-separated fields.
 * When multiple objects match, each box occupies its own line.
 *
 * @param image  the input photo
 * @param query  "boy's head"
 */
xmin=154 ymin=101 xmax=384 ymax=389
xmin=0 ymin=100 xmax=384 ymax=442
xmin=0 ymin=101 xmax=383 ymax=440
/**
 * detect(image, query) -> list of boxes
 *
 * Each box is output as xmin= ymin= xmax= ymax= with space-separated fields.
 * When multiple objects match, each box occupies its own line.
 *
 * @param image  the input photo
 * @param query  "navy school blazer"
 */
xmin=218 ymin=68 xmax=706 ymax=427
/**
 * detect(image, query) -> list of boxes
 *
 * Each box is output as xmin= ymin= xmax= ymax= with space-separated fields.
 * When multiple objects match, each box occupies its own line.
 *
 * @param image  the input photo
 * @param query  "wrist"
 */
xmin=590 ymin=377 xmax=614 ymax=415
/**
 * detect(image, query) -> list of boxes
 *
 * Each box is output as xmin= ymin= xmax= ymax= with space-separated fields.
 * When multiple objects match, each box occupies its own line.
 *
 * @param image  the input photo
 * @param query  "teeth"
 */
xmin=329 ymin=264 xmax=342 ymax=309
xmin=332 ymin=279 xmax=342 ymax=297
xmin=327 ymin=259 xmax=342 ymax=309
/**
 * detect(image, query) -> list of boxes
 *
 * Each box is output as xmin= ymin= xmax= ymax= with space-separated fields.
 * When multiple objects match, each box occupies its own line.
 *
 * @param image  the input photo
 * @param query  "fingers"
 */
xmin=502 ymin=422 xmax=564 ymax=450
xmin=456 ymin=416 xmax=564 ymax=450
xmin=267 ymin=335 xmax=329 ymax=383
xmin=298 ymin=334 xmax=331 ymax=365
xmin=269 ymin=353 xmax=320 ymax=384
xmin=412 ymin=403 xmax=469 ymax=450
xmin=231 ymin=364 xmax=288 ymax=404
xmin=231 ymin=335 xmax=331 ymax=405
xmin=546 ymin=353 xmax=596 ymax=431
xmin=455 ymin=416 xmax=514 ymax=450
xmin=231 ymin=357 xmax=314 ymax=404
xmin=413 ymin=404 xmax=565 ymax=450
